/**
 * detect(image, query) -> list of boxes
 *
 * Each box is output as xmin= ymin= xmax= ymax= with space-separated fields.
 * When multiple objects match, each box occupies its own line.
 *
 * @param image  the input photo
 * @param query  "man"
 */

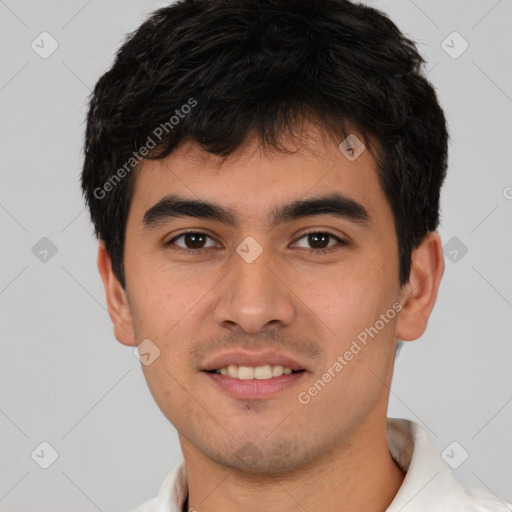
xmin=81 ymin=0 xmax=511 ymax=510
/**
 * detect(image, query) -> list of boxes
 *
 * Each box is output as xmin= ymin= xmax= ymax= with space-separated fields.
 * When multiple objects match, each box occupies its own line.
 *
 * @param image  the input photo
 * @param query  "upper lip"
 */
xmin=201 ymin=350 xmax=307 ymax=372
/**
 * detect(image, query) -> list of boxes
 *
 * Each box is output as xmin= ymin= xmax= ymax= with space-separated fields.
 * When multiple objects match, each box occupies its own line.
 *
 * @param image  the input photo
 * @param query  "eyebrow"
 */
xmin=141 ymin=193 xmax=371 ymax=233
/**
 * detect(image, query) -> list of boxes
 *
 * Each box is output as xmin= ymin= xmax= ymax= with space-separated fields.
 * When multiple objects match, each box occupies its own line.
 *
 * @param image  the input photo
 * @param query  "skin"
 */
xmin=98 ymin=123 xmax=444 ymax=512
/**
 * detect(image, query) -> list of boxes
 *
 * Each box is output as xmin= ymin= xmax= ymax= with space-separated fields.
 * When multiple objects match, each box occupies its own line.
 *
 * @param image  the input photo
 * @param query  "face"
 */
xmin=120 ymin=126 xmax=404 ymax=473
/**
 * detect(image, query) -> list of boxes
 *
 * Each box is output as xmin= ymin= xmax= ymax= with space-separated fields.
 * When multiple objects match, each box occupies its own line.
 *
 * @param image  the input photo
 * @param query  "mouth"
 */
xmin=200 ymin=351 xmax=309 ymax=400
xmin=204 ymin=364 xmax=305 ymax=380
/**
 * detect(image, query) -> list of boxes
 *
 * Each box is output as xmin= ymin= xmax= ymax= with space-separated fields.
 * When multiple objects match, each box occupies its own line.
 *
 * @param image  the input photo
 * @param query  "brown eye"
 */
xmin=167 ymin=232 xmax=216 ymax=251
xmin=293 ymin=231 xmax=346 ymax=254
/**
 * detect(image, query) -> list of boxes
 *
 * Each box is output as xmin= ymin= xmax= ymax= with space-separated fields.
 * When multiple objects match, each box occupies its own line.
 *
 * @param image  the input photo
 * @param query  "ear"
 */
xmin=96 ymin=241 xmax=137 ymax=346
xmin=396 ymin=231 xmax=445 ymax=341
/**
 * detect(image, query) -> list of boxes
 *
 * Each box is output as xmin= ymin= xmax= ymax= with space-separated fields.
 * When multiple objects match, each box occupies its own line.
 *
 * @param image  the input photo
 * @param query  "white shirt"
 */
xmin=132 ymin=418 xmax=511 ymax=512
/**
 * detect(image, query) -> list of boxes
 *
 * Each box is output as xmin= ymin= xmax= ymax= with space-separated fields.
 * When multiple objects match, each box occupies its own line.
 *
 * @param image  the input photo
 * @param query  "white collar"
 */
xmin=133 ymin=418 xmax=510 ymax=512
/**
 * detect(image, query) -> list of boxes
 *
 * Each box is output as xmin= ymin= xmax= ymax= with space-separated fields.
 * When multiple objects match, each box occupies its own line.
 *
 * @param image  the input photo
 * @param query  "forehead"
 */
xmin=127 ymin=126 xmax=390 ymax=230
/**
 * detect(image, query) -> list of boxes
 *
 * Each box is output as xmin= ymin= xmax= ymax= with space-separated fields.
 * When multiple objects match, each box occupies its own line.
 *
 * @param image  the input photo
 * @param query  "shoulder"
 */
xmin=129 ymin=460 xmax=187 ymax=512
xmin=456 ymin=480 xmax=512 ymax=511
xmin=386 ymin=418 xmax=511 ymax=511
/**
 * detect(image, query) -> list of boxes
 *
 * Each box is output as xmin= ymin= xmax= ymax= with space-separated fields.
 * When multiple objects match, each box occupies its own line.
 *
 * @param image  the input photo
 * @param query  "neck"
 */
xmin=181 ymin=417 xmax=405 ymax=512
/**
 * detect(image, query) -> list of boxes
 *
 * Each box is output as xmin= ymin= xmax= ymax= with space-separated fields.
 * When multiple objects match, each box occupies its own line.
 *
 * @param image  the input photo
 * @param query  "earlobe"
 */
xmin=396 ymin=231 xmax=445 ymax=342
xmin=96 ymin=241 xmax=137 ymax=347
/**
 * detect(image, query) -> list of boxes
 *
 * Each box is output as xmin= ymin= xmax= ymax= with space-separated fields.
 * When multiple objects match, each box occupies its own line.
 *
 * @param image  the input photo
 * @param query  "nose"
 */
xmin=212 ymin=243 xmax=296 ymax=335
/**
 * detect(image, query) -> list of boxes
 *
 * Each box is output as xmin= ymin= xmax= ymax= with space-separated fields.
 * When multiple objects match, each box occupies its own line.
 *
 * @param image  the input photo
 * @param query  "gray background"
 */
xmin=0 ymin=0 xmax=511 ymax=510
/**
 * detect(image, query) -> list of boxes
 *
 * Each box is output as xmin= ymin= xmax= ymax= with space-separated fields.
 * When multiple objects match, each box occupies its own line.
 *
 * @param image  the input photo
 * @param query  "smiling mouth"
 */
xmin=204 ymin=364 xmax=305 ymax=380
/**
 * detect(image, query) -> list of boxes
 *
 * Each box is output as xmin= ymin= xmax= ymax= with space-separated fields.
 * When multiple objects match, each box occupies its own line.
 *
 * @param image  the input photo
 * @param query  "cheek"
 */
xmin=129 ymin=268 xmax=209 ymax=379
xmin=126 ymin=261 xmax=200 ymax=337
xmin=295 ymin=258 xmax=399 ymax=381
xmin=293 ymin=263 xmax=388 ymax=337
xmin=140 ymin=359 xmax=196 ymax=431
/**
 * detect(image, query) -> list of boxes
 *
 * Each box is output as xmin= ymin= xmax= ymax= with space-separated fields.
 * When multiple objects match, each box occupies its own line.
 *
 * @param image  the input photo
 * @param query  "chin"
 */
xmin=203 ymin=436 xmax=316 ymax=476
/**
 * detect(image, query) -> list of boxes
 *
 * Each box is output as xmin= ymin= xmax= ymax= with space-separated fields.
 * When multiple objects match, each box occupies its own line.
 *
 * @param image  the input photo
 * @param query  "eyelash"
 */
xmin=164 ymin=230 xmax=347 ymax=256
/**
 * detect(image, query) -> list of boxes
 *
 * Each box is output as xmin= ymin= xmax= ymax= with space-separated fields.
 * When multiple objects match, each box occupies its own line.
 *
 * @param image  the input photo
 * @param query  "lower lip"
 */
xmin=203 ymin=371 xmax=307 ymax=400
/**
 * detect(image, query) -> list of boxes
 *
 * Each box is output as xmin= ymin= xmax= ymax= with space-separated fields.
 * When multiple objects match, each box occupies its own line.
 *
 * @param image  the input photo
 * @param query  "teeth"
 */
xmin=214 ymin=364 xmax=298 ymax=379
xmin=238 ymin=366 xmax=254 ymax=380
xmin=272 ymin=365 xmax=283 ymax=377
xmin=254 ymin=365 xmax=272 ymax=379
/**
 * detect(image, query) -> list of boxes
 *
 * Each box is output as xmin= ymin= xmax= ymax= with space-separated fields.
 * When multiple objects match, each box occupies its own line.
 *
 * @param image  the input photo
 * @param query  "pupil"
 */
xmin=309 ymin=233 xmax=329 ymax=249
xmin=185 ymin=233 xmax=205 ymax=249
xmin=182 ymin=233 xmax=330 ymax=250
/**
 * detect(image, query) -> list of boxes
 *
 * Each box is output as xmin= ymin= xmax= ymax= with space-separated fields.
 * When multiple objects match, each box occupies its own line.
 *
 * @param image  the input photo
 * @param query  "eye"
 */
xmin=164 ymin=230 xmax=347 ymax=256
xmin=166 ymin=231 xmax=218 ymax=252
xmin=292 ymin=231 xmax=346 ymax=254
